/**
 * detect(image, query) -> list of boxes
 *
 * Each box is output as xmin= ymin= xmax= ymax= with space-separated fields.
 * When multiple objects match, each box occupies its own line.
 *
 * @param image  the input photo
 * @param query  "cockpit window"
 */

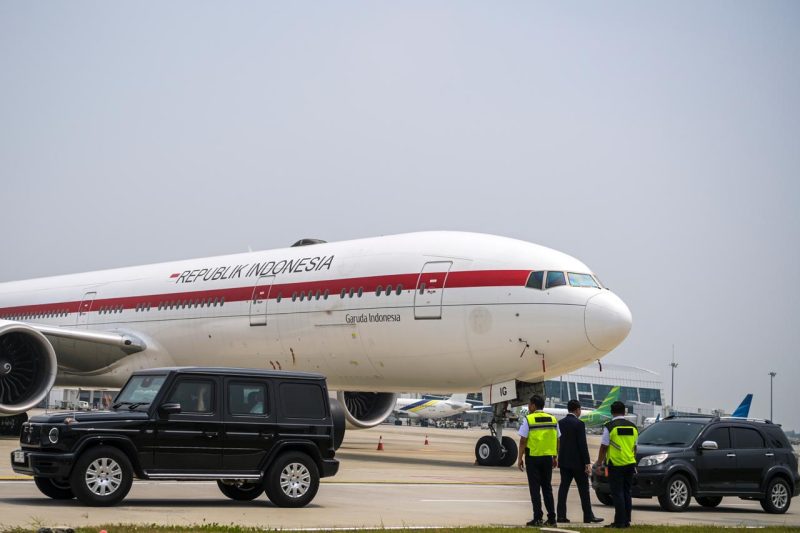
xmin=526 ymin=271 xmax=544 ymax=290
xmin=545 ymin=271 xmax=566 ymax=289
xmin=568 ymin=273 xmax=600 ymax=288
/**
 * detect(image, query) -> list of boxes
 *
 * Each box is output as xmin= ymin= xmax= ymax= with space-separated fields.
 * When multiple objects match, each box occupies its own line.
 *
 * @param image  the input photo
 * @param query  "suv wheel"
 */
xmin=264 ymin=451 xmax=320 ymax=508
xmin=761 ymin=477 xmax=791 ymax=514
xmin=475 ymin=436 xmax=502 ymax=466
xmin=217 ymin=479 xmax=265 ymax=501
xmin=69 ymin=446 xmax=133 ymax=506
xmin=658 ymin=474 xmax=691 ymax=512
xmin=34 ymin=477 xmax=74 ymax=500
xmin=595 ymin=490 xmax=613 ymax=506
xmin=695 ymin=496 xmax=722 ymax=508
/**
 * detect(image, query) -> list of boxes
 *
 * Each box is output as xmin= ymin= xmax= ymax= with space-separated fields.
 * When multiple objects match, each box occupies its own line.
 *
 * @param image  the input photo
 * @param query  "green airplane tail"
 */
xmin=593 ymin=386 xmax=621 ymax=415
xmin=579 ymin=386 xmax=621 ymax=426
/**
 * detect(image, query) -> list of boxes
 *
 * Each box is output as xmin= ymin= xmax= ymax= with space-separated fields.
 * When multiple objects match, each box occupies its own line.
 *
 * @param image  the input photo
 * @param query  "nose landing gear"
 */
xmin=474 ymin=379 xmax=545 ymax=467
xmin=474 ymin=401 xmax=518 ymax=467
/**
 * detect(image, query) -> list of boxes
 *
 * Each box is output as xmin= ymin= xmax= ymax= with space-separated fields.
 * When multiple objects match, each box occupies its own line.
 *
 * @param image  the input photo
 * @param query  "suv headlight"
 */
xmin=638 ymin=453 xmax=668 ymax=467
xmin=48 ymin=427 xmax=59 ymax=444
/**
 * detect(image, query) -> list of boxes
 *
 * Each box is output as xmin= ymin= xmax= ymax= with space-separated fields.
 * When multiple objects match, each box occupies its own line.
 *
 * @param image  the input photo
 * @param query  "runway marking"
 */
xmin=421 ymin=499 xmax=529 ymax=503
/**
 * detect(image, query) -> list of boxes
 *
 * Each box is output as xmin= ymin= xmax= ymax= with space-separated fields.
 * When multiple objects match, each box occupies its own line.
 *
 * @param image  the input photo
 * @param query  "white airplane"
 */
xmin=0 ymin=231 xmax=632 ymax=465
xmin=394 ymin=394 xmax=471 ymax=419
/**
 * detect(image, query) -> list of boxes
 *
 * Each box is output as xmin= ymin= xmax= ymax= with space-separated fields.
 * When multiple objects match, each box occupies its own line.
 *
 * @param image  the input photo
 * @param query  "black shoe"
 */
xmin=585 ymin=516 xmax=605 ymax=523
xmin=544 ymin=519 xmax=558 ymax=527
xmin=604 ymin=524 xmax=628 ymax=529
xmin=556 ymin=517 xmax=571 ymax=523
xmin=526 ymin=519 xmax=543 ymax=527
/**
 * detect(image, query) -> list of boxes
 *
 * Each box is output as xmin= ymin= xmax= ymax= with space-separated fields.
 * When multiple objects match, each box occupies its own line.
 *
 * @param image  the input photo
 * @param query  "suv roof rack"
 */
xmin=713 ymin=416 xmax=774 ymax=424
xmin=663 ymin=414 xmax=714 ymax=420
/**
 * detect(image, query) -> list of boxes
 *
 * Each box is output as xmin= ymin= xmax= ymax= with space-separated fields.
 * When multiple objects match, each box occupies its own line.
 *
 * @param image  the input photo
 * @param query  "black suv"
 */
xmin=11 ymin=367 xmax=343 ymax=507
xmin=592 ymin=415 xmax=799 ymax=514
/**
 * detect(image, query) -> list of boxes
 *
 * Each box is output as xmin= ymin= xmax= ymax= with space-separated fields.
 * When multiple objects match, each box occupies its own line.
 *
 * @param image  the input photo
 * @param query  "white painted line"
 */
xmin=420 ymin=499 xmax=529 ymax=503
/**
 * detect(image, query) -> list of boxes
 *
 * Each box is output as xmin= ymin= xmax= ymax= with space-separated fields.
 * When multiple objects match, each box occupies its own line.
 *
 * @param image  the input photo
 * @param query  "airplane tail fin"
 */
xmin=731 ymin=393 xmax=753 ymax=418
xmin=593 ymin=386 xmax=621 ymax=415
xmin=449 ymin=393 xmax=468 ymax=404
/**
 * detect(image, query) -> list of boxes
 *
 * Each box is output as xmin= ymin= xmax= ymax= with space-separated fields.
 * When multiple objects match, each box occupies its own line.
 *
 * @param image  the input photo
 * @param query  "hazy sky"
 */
xmin=1 ymin=2 xmax=798 ymax=430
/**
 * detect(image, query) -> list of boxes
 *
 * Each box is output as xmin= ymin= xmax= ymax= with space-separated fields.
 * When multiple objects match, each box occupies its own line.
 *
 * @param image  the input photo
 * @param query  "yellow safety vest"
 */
xmin=606 ymin=419 xmax=638 ymax=466
xmin=526 ymin=411 xmax=558 ymax=456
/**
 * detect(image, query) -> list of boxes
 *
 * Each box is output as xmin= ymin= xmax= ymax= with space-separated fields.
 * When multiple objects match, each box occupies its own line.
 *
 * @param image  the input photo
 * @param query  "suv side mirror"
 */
xmin=159 ymin=403 xmax=182 ymax=416
xmin=701 ymin=440 xmax=718 ymax=450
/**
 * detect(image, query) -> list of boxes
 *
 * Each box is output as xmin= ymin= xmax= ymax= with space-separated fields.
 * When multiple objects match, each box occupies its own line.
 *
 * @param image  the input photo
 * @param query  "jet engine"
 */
xmin=0 ymin=322 xmax=58 ymax=415
xmin=336 ymin=391 xmax=397 ymax=429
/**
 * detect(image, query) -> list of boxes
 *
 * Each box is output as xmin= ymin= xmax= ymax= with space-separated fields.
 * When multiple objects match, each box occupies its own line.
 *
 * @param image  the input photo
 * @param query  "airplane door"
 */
xmin=76 ymin=292 xmax=96 ymax=327
xmin=414 ymin=261 xmax=452 ymax=319
xmin=249 ymin=275 xmax=274 ymax=326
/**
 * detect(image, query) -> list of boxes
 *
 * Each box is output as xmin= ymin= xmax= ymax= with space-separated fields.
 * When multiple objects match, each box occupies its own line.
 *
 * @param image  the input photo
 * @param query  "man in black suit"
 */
xmin=556 ymin=399 xmax=603 ymax=524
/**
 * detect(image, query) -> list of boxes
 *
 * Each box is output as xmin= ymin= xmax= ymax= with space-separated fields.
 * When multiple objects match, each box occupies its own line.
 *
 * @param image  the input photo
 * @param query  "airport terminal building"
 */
xmin=543 ymin=362 xmax=665 ymax=421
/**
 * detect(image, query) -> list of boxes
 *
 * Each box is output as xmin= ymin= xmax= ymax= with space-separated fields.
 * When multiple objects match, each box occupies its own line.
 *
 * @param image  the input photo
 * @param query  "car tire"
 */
xmin=695 ymin=496 xmax=722 ymax=508
xmin=595 ymin=490 xmax=613 ymax=506
xmin=34 ymin=477 xmax=74 ymax=500
xmin=264 ymin=451 xmax=320 ymax=508
xmin=69 ymin=445 xmax=133 ymax=507
xmin=761 ymin=477 xmax=791 ymax=514
xmin=658 ymin=474 xmax=692 ymax=512
xmin=475 ymin=436 xmax=503 ymax=466
xmin=217 ymin=479 xmax=265 ymax=501
xmin=498 ymin=436 xmax=518 ymax=467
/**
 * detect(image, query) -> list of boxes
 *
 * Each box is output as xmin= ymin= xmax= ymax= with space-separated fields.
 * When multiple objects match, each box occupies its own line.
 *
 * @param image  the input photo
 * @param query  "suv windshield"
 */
xmin=114 ymin=374 xmax=167 ymax=406
xmin=638 ymin=420 xmax=707 ymax=447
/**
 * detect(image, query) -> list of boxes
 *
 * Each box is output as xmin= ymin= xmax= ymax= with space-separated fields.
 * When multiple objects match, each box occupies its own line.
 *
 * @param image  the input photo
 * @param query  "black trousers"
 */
xmin=525 ymin=455 xmax=555 ymax=521
xmin=608 ymin=464 xmax=635 ymax=526
xmin=556 ymin=466 xmax=594 ymax=521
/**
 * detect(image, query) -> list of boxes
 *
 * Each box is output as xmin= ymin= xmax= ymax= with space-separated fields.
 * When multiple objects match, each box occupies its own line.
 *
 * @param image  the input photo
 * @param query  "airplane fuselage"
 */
xmin=0 ymin=232 xmax=632 ymax=394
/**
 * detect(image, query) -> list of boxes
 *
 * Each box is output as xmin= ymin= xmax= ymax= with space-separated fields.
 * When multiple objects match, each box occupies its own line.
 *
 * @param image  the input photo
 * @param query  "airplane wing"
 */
xmin=24 ymin=322 xmax=146 ymax=372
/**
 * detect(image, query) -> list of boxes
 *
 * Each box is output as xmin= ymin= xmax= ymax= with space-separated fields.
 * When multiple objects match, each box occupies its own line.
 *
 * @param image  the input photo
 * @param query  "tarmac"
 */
xmin=1 ymin=423 xmax=798 ymax=530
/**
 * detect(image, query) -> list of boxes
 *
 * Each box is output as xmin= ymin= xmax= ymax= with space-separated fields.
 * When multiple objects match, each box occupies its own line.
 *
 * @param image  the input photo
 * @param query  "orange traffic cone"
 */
xmin=377 ymin=435 xmax=384 ymax=451
xmin=424 ymin=435 xmax=429 ymax=445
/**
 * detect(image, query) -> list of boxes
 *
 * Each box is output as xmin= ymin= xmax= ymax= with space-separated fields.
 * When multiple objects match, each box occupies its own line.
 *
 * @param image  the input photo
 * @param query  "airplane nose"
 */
xmin=584 ymin=291 xmax=633 ymax=352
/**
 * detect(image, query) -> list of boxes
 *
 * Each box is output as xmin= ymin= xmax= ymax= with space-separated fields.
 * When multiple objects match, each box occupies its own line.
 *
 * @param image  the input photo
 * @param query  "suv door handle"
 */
xmin=203 ymin=431 xmax=219 ymax=438
xmin=765 ymin=453 xmax=775 ymax=457
xmin=726 ymin=453 xmax=736 ymax=457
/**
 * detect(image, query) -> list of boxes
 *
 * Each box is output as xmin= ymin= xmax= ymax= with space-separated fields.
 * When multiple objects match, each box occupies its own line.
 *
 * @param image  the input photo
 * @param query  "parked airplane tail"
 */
xmin=731 ymin=393 xmax=753 ymax=418
xmin=449 ymin=393 xmax=468 ymax=404
xmin=579 ymin=386 xmax=621 ymax=427
xmin=593 ymin=386 xmax=621 ymax=416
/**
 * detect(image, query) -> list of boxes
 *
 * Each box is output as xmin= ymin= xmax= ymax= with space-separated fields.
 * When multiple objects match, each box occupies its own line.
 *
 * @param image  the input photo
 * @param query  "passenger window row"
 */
xmin=0 ymin=309 xmax=70 ymax=321
xmin=157 ymin=297 xmax=225 ymax=311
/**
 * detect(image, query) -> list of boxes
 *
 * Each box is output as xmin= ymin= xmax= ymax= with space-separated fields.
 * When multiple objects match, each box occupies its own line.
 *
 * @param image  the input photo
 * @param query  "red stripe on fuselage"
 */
xmin=0 ymin=269 xmax=531 ymax=318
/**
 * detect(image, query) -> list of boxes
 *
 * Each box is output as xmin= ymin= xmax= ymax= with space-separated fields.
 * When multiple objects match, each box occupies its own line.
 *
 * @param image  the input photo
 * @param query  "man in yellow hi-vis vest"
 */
xmin=597 ymin=401 xmax=638 ymax=529
xmin=517 ymin=394 xmax=560 ymax=527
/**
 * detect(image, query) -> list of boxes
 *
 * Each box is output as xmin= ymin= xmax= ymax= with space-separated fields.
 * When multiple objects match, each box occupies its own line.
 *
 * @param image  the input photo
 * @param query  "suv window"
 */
xmin=280 ymin=382 xmax=326 ymax=419
xmin=704 ymin=426 xmax=731 ymax=449
xmin=167 ymin=379 xmax=215 ymax=414
xmin=732 ymin=427 xmax=764 ymax=449
xmin=764 ymin=426 xmax=789 ymax=448
xmin=229 ymin=382 xmax=268 ymax=416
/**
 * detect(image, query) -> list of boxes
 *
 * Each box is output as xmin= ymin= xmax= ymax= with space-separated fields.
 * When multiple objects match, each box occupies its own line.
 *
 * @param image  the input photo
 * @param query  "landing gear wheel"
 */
xmin=475 ymin=435 xmax=502 ymax=466
xmin=34 ymin=477 xmax=74 ymax=500
xmin=695 ymin=496 xmax=722 ymax=508
xmin=264 ymin=451 xmax=320 ymax=508
xmin=498 ymin=436 xmax=518 ymax=467
xmin=69 ymin=445 xmax=133 ymax=506
xmin=217 ymin=479 xmax=265 ymax=501
xmin=761 ymin=477 xmax=791 ymax=514
xmin=658 ymin=474 xmax=691 ymax=512
xmin=595 ymin=490 xmax=613 ymax=506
